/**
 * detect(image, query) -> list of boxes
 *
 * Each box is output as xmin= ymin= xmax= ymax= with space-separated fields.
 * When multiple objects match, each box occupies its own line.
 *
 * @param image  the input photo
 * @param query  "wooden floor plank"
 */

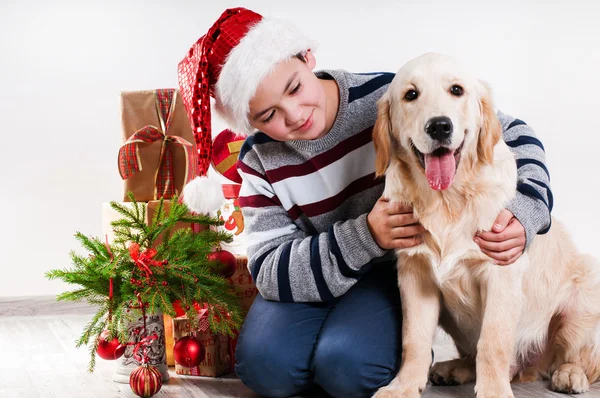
xmin=1 ymin=296 xmax=598 ymax=397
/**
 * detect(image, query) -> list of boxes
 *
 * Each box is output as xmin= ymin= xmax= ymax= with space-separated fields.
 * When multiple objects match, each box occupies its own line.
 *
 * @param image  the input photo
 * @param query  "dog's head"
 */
xmin=374 ymin=53 xmax=502 ymax=191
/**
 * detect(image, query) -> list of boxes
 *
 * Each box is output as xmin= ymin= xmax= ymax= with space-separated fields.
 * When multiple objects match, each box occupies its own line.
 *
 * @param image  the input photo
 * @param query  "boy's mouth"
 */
xmin=297 ymin=110 xmax=314 ymax=132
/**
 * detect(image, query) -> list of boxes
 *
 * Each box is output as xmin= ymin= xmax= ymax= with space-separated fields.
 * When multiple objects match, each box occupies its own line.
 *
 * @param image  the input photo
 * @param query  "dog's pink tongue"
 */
xmin=425 ymin=151 xmax=456 ymax=190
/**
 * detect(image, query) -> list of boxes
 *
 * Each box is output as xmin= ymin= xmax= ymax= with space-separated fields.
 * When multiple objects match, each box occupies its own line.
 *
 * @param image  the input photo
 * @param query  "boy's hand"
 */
xmin=367 ymin=198 xmax=426 ymax=250
xmin=474 ymin=209 xmax=526 ymax=266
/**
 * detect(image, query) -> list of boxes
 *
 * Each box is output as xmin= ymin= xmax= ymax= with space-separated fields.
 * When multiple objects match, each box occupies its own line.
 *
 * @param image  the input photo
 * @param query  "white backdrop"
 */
xmin=1 ymin=0 xmax=599 ymax=297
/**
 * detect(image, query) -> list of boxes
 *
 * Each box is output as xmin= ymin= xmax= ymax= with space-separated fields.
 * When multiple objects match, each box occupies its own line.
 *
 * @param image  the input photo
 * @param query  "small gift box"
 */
xmin=211 ymin=129 xmax=246 ymax=184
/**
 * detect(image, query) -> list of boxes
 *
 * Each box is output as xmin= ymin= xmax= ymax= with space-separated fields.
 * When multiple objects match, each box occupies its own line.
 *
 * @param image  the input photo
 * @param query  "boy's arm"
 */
xmin=499 ymin=111 xmax=553 ymax=247
xmin=238 ymin=162 xmax=387 ymax=303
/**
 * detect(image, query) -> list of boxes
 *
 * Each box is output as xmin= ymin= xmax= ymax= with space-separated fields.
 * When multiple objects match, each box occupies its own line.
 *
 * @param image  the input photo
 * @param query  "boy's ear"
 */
xmin=305 ymin=49 xmax=316 ymax=69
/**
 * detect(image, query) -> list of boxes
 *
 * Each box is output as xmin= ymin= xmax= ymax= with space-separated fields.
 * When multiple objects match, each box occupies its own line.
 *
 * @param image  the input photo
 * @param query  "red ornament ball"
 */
xmin=96 ymin=330 xmax=125 ymax=360
xmin=173 ymin=336 xmax=205 ymax=368
xmin=129 ymin=363 xmax=162 ymax=397
xmin=208 ymin=250 xmax=237 ymax=278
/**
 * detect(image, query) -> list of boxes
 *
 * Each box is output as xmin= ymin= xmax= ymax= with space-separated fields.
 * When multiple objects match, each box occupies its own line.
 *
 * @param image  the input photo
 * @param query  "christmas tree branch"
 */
xmin=48 ymin=193 xmax=244 ymax=372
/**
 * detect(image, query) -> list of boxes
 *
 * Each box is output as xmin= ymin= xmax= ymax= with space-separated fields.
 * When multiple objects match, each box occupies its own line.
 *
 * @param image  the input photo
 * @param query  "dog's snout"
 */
xmin=425 ymin=116 xmax=453 ymax=141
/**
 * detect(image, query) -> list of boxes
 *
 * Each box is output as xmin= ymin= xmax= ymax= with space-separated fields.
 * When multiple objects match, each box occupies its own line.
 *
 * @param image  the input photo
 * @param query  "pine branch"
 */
xmin=55 ymin=288 xmax=101 ymax=304
xmin=74 ymin=233 xmax=107 ymax=260
xmin=109 ymin=199 xmax=150 ymax=243
xmin=48 ymin=192 xmax=244 ymax=373
xmin=178 ymin=213 xmax=224 ymax=226
xmin=77 ymin=305 xmax=108 ymax=348
xmin=87 ymin=338 xmax=99 ymax=373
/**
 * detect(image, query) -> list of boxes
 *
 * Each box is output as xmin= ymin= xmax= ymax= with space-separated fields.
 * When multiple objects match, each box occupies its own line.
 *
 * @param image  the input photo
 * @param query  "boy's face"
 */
xmin=248 ymin=51 xmax=329 ymax=141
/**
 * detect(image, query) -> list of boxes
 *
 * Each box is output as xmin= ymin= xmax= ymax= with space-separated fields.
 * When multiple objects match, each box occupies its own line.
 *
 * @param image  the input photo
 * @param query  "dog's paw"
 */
xmin=429 ymin=358 xmax=476 ymax=386
xmin=372 ymin=385 xmax=421 ymax=398
xmin=551 ymin=363 xmax=589 ymax=394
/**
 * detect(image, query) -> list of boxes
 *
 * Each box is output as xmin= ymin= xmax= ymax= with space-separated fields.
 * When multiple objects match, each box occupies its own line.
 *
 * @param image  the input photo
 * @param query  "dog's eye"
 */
xmin=404 ymin=90 xmax=419 ymax=101
xmin=450 ymin=85 xmax=464 ymax=96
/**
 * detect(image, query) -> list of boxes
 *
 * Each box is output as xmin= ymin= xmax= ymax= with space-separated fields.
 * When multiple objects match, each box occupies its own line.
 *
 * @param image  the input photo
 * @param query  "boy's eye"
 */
xmin=263 ymin=110 xmax=275 ymax=123
xmin=290 ymin=83 xmax=301 ymax=94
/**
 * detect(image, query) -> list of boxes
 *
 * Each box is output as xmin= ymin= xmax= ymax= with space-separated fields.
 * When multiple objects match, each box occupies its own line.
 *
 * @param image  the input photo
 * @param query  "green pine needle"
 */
xmin=47 ymin=193 xmax=244 ymax=372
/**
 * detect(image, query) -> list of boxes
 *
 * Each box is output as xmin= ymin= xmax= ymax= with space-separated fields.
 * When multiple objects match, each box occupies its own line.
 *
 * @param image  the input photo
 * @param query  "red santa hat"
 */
xmin=178 ymin=7 xmax=317 ymax=176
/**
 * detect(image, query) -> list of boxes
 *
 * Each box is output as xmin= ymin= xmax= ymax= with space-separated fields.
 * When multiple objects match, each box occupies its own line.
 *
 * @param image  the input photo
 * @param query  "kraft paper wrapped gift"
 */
xmin=118 ymin=89 xmax=197 ymax=202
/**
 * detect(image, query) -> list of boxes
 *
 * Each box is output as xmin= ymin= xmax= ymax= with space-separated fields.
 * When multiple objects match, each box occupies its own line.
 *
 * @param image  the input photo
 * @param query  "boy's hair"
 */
xmin=177 ymin=8 xmax=317 ymax=171
xmin=294 ymin=52 xmax=308 ymax=63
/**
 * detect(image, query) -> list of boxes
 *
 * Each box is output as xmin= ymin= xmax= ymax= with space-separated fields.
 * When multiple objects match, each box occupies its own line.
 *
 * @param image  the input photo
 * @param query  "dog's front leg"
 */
xmin=475 ymin=260 xmax=524 ymax=398
xmin=374 ymin=253 xmax=440 ymax=398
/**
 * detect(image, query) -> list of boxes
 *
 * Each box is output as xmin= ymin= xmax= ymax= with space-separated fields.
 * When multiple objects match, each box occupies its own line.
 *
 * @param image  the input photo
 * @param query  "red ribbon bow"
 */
xmin=129 ymin=243 xmax=164 ymax=279
xmin=131 ymin=332 xmax=159 ymax=363
xmin=118 ymin=89 xmax=197 ymax=199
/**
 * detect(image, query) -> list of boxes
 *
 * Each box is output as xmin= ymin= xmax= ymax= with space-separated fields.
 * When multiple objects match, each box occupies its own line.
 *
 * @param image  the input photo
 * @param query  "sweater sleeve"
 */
xmin=237 ymin=151 xmax=387 ymax=303
xmin=498 ymin=110 xmax=553 ymax=247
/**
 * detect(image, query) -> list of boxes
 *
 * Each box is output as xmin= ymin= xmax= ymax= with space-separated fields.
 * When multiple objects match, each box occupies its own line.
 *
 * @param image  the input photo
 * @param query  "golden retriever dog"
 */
xmin=371 ymin=53 xmax=600 ymax=398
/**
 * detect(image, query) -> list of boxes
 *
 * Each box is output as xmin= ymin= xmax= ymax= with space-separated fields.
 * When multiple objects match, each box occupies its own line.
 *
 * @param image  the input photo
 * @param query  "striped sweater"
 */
xmin=237 ymin=69 xmax=552 ymax=303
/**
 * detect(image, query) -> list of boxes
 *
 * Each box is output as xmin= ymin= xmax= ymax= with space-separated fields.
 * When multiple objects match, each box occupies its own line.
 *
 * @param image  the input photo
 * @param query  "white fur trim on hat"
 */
xmin=182 ymin=176 xmax=225 ymax=214
xmin=215 ymin=17 xmax=318 ymax=135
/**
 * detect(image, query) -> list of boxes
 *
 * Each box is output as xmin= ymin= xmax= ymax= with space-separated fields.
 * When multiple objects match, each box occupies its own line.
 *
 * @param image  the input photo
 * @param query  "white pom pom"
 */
xmin=182 ymin=176 xmax=225 ymax=214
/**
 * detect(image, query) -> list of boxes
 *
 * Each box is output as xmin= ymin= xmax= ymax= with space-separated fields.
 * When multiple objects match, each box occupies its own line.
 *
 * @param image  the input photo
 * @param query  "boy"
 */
xmin=178 ymin=8 xmax=552 ymax=397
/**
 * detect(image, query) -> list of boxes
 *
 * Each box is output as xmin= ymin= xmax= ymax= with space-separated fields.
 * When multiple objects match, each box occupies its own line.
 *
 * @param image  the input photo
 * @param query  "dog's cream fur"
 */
xmin=372 ymin=53 xmax=600 ymax=398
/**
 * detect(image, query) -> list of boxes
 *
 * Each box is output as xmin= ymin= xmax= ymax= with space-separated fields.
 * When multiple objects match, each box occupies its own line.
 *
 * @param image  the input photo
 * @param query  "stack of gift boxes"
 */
xmin=104 ymin=88 xmax=258 ymax=377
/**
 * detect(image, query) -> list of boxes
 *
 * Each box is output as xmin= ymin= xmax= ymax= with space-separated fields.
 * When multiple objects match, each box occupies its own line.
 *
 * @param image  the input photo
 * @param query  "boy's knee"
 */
xmin=312 ymin=336 xmax=397 ymax=397
xmin=235 ymin=331 xmax=312 ymax=397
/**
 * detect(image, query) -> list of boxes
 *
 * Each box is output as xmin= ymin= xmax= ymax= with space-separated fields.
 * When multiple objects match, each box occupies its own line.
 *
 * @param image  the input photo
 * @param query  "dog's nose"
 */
xmin=425 ymin=116 xmax=453 ymax=141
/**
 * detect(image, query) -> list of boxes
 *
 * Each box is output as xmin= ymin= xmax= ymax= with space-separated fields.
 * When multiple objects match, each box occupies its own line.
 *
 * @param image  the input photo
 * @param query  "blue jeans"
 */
xmin=234 ymin=261 xmax=402 ymax=397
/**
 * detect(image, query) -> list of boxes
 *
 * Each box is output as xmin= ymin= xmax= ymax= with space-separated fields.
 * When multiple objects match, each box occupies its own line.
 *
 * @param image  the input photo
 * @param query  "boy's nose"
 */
xmin=285 ymin=106 xmax=304 ymax=126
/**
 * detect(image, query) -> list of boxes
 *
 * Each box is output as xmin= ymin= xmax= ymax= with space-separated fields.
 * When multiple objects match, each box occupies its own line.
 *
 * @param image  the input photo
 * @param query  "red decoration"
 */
xmin=173 ymin=335 xmax=206 ymax=368
xmin=177 ymin=8 xmax=261 ymax=176
xmin=212 ymin=129 xmax=246 ymax=183
xmin=96 ymin=330 xmax=125 ymax=360
xmin=129 ymin=243 xmax=165 ymax=279
xmin=172 ymin=300 xmax=204 ymax=318
xmin=129 ymin=363 xmax=162 ymax=398
xmin=218 ymin=184 xmax=244 ymax=235
xmin=208 ymin=250 xmax=237 ymax=278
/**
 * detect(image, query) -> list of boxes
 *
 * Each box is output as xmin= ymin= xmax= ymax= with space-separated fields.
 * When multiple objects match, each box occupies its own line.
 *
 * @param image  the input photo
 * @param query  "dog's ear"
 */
xmin=477 ymin=80 xmax=502 ymax=165
xmin=373 ymin=95 xmax=393 ymax=177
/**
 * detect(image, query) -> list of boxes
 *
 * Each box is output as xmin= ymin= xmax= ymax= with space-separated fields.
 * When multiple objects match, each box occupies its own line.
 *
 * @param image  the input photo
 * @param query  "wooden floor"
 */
xmin=1 ymin=297 xmax=599 ymax=398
